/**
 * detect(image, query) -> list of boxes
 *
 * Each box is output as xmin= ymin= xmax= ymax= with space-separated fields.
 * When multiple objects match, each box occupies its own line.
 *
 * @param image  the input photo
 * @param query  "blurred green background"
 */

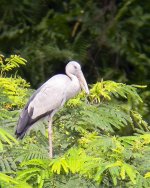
xmin=0 ymin=0 xmax=150 ymax=118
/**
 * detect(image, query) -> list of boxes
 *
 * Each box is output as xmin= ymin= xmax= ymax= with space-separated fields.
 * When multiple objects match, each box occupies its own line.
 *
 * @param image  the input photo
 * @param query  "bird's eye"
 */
xmin=74 ymin=66 xmax=77 ymax=69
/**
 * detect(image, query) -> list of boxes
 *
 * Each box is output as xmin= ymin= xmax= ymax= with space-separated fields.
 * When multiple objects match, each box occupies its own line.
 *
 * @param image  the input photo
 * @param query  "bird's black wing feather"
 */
xmin=15 ymin=106 xmax=53 ymax=139
xmin=15 ymin=86 xmax=49 ymax=139
xmin=15 ymin=107 xmax=33 ymax=139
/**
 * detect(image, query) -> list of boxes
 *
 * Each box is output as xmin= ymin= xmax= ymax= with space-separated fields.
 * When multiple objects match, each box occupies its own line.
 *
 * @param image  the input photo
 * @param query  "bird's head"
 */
xmin=66 ymin=61 xmax=89 ymax=94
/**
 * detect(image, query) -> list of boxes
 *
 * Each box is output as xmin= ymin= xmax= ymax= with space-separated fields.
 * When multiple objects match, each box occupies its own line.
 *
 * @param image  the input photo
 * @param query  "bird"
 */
xmin=15 ymin=61 xmax=89 ymax=158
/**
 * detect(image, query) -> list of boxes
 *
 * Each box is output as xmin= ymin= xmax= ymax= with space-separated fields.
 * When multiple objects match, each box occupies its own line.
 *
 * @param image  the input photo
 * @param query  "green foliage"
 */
xmin=13 ymin=134 xmax=150 ymax=187
xmin=61 ymin=81 xmax=149 ymax=138
xmin=0 ymin=172 xmax=19 ymax=188
xmin=0 ymin=172 xmax=32 ymax=188
xmin=0 ymin=55 xmax=27 ymax=74
xmin=89 ymin=81 xmax=143 ymax=104
xmin=0 ymin=127 xmax=18 ymax=151
xmin=13 ymin=143 xmax=49 ymax=162
xmin=0 ymin=55 xmax=30 ymax=174
xmin=16 ymin=159 xmax=52 ymax=188
xmin=0 ymin=55 xmax=29 ymax=111
xmin=0 ymin=54 xmax=150 ymax=187
xmin=0 ymin=55 xmax=27 ymax=156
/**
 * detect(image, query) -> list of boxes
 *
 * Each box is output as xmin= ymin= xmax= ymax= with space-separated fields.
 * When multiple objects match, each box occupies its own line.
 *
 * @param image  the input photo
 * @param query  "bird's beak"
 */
xmin=78 ymin=70 xmax=89 ymax=95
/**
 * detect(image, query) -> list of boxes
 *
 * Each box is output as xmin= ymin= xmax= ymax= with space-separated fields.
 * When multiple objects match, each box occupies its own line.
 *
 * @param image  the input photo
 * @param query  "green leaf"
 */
xmin=145 ymin=172 xmax=150 ymax=178
xmin=50 ymin=157 xmax=69 ymax=174
xmin=0 ymin=172 xmax=18 ymax=185
xmin=123 ymin=163 xmax=138 ymax=184
xmin=16 ymin=168 xmax=41 ymax=181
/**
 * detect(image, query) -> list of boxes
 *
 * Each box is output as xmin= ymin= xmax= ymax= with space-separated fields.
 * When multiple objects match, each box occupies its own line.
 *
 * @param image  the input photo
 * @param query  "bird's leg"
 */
xmin=48 ymin=117 xmax=53 ymax=158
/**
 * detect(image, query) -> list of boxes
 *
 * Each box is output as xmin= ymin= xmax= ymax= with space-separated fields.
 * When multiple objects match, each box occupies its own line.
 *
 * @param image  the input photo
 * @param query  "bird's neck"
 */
xmin=65 ymin=71 xmax=81 ymax=100
xmin=66 ymin=71 xmax=77 ymax=81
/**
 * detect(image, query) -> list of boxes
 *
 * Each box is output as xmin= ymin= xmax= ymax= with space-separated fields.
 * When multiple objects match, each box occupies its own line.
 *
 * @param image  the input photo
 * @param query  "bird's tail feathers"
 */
xmin=15 ymin=106 xmax=53 ymax=139
xmin=15 ymin=107 xmax=33 ymax=139
xmin=15 ymin=127 xmax=29 ymax=139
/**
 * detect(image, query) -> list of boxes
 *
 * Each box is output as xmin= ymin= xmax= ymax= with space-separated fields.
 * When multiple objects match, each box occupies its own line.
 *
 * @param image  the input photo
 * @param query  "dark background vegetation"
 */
xmin=1 ymin=0 xmax=150 ymax=123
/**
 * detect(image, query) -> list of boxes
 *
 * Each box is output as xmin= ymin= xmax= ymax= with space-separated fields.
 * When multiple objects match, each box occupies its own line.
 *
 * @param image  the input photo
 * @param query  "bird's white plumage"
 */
xmin=16 ymin=61 xmax=89 ymax=139
xmin=28 ymin=74 xmax=80 ymax=119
